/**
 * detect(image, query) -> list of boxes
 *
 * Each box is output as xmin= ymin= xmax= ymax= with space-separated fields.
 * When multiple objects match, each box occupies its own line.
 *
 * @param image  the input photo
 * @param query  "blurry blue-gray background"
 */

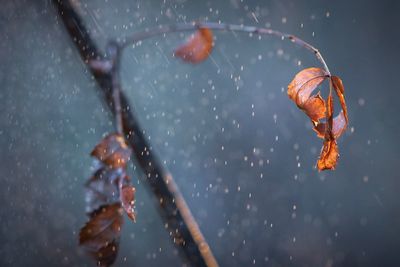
xmin=1 ymin=0 xmax=399 ymax=266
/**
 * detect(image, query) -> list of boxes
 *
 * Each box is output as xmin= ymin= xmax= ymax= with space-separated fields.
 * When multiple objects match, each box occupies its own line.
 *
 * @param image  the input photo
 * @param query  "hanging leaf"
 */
xmin=79 ymin=203 xmax=123 ymax=267
xmin=88 ymin=240 xmax=120 ymax=267
xmin=313 ymin=111 xmax=347 ymax=139
xmin=91 ymin=134 xmax=131 ymax=169
xmin=175 ymin=28 xmax=213 ymax=63
xmin=317 ymin=92 xmax=339 ymax=170
xmin=331 ymin=76 xmax=348 ymax=135
xmin=302 ymin=93 xmax=326 ymax=122
xmin=80 ymin=133 xmax=136 ymax=266
xmin=287 ymin=67 xmax=329 ymax=123
xmin=85 ymin=165 xmax=121 ymax=214
xmin=312 ymin=76 xmax=348 ymax=139
xmin=84 ymin=134 xmax=134 ymax=215
xmin=287 ymin=68 xmax=349 ymax=170
xmin=317 ymin=139 xmax=339 ymax=170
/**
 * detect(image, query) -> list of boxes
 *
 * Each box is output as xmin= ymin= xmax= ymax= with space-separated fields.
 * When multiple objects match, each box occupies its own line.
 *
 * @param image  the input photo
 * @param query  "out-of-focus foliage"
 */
xmin=80 ymin=134 xmax=135 ymax=266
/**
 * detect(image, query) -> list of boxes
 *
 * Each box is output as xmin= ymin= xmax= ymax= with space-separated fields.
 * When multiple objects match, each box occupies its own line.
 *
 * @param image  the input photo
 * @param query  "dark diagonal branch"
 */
xmin=52 ymin=1 xmax=218 ymax=266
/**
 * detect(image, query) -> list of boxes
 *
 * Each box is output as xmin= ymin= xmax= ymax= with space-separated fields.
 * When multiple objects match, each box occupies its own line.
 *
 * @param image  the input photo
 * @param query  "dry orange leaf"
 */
xmin=287 ymin=67 xmax=329 ymax=123
xmin=175 ymin=28 xmax=213 ymax=63
xmin=331 ymin=76 xmax=348 ymax=131
xmin=313 ymin=111 xmax=347 ymax=139
xmin=287 ymin=68 xmax=349 ymax=170
xmin=302 ymin=93 xmax=326 ymax=122
xmin=313 ymin=76 xmax=348 ymax=140
xmin=317 ymin=92 xmax=336 ymax=170
xmin=317 ymin=139 xmax=339 ymax=170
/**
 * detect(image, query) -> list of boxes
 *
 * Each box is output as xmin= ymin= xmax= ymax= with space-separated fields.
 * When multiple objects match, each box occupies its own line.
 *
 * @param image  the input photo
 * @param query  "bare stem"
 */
xmin=119 ymin=22 xmax=331 ymax=75
xmin=107 ymin=42 xmax=124 ymax=134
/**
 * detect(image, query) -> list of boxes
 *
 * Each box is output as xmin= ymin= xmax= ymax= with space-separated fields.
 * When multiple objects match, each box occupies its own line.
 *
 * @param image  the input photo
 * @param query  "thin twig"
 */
xmin=119 ymin=22 xmax=331 ymax=75
xmin=107 ymin=42 xmax=124 ymax=134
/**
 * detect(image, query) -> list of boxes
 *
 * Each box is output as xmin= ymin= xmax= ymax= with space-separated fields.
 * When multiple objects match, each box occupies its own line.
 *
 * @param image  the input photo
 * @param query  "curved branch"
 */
xmin=119 ymin=22 xmax=331 ymax=75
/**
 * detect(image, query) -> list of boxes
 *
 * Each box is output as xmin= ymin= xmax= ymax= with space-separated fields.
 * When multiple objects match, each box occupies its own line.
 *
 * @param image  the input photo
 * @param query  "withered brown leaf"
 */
xmin=317 ymin=92 xmax=339 ymax=170
xmin=85 ymin=134 xmax=135 ymax=216
xmin=80 ymin=134 xmax=136 ymax=266
xmin=175 ymin=28 xmax=213 ymax=63
xmin=331 ymin=76 xmax=348 ymax=135
xmin=317 ymin=139 xmax=339 ymax=170
xmin=117 ymin=173 xmax=136 ymax=222
xmin=287 ymin=68 xmax=349 ymax=170
xmin=79 ymin=203 xmax=123 ymax=267
xmin=313 ymin=76 xmax=348 ymax=139
xmin=91 ymin=134 xmax=131 ymax=169
xmin=287 ymin=67 xmax=329 ymax=123
xmin=85 ymin=166 xmax=120 ymax=215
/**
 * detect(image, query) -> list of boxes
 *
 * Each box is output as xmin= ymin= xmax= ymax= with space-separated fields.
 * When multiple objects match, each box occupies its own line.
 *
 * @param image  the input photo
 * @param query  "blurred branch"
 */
xmin=52 ymin=0 xmax=218 ymax=266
